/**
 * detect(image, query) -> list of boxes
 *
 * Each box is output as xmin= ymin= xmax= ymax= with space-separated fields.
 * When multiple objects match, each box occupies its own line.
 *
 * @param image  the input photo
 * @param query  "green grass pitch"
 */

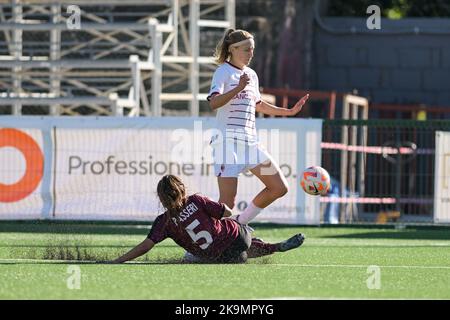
xmin=0 ymin=221 xmax=449 ymax=299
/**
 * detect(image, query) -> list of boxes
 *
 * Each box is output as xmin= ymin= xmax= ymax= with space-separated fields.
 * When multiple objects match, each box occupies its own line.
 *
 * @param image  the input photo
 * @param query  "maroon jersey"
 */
xmin=147 ymin=194 xmax=240 ymax=259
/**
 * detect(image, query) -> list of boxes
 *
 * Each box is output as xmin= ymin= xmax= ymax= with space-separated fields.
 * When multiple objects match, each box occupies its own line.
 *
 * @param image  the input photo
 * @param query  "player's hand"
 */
xmin=289 ymin=94 xmax=309 ymax=116
xmin=237 ymin=73 xmax=250 ymax=91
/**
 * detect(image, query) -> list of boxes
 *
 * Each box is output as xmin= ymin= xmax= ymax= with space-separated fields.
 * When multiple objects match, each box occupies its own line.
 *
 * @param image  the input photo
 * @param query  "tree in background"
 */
xmin=403 ymin=0 xmax=450 ymax=17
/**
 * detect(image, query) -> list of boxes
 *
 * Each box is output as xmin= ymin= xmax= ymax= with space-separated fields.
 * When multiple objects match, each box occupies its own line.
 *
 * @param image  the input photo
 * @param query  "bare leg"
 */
xmin=217 ymin=177 xmax=238 ymax=209
xmin=249 ymin=160 xmax=289 ymax=209
xmin=237 ymin=160 xmax=289 ymax=224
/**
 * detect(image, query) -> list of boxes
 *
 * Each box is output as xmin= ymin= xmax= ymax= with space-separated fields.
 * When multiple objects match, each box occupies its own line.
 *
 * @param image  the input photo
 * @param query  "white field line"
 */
xmin=253 ymin=238 xmax=450 ymax=247
xmin=1 ymin=258 xmax=449 ymax=270
xmin=260 ymin=263 xmax=450 ymax=270
xmin=259 ymin=297 xmax=432 ymax=300
xmin=0 ymin=258 xmax=98 ymax=263
xmin=303 ymin=243 xmax=450 ymax=247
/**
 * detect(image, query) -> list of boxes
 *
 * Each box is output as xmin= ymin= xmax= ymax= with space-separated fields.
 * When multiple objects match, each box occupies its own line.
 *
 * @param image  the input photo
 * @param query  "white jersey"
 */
xmin=207 ymin=61 xmax=261 ymax=145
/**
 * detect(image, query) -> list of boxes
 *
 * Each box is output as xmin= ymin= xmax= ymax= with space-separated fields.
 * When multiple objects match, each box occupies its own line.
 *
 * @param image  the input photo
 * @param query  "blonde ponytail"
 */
xmin=213 ymin=29 xmax=254 ymax=64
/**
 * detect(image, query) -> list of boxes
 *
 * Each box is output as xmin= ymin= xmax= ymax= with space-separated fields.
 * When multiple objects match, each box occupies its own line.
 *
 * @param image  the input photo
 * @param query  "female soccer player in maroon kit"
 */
xmin=113 ymin=175 xmax=304 ymax=264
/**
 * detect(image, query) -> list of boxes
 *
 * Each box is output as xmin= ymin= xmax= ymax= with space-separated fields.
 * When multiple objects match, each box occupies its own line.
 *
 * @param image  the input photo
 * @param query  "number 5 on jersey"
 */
xmin=186 ymin=219 xmax=213 ymax=249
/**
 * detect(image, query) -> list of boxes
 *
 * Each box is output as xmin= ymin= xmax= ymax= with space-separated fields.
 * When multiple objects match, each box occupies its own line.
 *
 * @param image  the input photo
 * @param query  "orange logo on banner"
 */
xmin=0 ymin=128 xmax=44 ymax=202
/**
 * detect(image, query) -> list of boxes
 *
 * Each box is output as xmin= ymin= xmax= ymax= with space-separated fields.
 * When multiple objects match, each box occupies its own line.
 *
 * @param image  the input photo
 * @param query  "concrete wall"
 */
xmin=314 ymin=18 xmax=450 ymax=106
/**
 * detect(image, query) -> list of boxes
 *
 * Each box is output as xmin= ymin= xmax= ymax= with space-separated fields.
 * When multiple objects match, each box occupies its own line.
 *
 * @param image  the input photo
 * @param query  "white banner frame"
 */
xmin=434 ymin=131 xmax=450 ymax=223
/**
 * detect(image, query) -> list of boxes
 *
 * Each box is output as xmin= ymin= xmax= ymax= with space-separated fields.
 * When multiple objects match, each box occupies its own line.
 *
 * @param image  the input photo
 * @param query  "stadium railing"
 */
xmin=321 ymin=119 xmax=450 ymax=224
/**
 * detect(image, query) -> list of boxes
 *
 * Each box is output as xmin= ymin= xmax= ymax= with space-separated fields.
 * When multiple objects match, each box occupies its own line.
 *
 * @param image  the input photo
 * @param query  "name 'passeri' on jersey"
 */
xmin=172 ymin=202 xmax=199 ymax=224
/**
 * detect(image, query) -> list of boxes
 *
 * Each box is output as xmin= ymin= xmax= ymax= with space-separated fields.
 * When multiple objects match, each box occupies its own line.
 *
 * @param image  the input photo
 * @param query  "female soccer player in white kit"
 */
xmin=207 ymin=29 xmax=309 ymax=224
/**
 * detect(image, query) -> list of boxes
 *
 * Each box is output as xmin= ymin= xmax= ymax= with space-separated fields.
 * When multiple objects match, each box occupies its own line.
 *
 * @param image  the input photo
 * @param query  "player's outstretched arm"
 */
xmin=112 ymin=238 xmax=155 ymax=263
xmin=256 ymin=94 xmax=309 ymax=116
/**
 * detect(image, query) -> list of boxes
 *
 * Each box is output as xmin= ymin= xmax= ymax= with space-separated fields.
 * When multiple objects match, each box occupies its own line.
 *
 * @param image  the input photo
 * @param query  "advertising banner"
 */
xmin=0 ymin=117 xmax=322 ymax=224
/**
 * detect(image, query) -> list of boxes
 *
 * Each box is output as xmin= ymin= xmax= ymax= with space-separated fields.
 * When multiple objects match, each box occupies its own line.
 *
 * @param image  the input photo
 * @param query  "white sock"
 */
xmin=237 ymin=202 xmax=263 ymax=224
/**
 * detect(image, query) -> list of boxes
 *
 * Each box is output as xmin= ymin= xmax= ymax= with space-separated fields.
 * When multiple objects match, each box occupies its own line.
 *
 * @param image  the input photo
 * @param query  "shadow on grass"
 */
xmin=0 ymin=221 xmax=301 ymax=234
xmin=0 ymin=221 xmax=383 ymax=235
xmin=0 ymin=221 xmax=151 ymax=235
xmin=2 ymin=221 xmax=448 ymax=241
xmin=0 ymin=221 xmax=307 ymax=236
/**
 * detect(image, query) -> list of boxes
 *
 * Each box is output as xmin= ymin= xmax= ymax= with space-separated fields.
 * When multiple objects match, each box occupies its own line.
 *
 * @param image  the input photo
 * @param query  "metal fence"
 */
xmin=321 ymin=120 xmax=450 ymax=224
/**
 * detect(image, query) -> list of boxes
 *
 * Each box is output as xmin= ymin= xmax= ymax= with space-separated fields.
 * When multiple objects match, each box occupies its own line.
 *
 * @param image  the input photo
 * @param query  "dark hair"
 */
xmin=214 ymin=28 xmax=254 ymax=64
xmin=157 ymin=175 xmax=187 ymax=223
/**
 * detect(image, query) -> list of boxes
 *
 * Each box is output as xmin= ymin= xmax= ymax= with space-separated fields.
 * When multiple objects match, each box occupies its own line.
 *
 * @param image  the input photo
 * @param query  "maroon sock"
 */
xmin=247 ymin=239 xmax=278 ymax=258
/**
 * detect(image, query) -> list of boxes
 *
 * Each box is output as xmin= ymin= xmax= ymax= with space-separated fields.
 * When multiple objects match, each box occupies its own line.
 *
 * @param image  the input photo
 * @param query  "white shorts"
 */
xmin=211 ymin=141 xmax=275 ymax=177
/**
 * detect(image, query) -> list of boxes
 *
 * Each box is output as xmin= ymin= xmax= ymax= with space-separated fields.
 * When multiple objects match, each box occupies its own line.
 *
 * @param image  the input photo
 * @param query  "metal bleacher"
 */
xmin=0 ymin=0 xmax=235 ymax=116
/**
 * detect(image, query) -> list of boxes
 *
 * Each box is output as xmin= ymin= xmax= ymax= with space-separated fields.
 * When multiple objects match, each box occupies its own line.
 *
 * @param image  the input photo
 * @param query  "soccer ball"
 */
xmin=300 ymin=166 xmax=331 ymax=196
